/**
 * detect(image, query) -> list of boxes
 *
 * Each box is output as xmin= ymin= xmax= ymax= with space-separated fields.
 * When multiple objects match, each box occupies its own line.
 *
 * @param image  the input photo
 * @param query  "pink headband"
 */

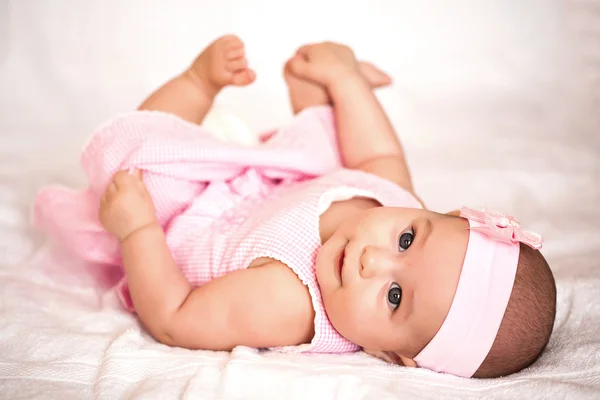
xmin=413 ymin=207 xmax=543 ymax=378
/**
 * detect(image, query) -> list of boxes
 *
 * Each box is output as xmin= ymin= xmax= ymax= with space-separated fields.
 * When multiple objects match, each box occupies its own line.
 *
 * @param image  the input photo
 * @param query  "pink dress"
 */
xmin=33 ymin=106 xmax=422 ymax=353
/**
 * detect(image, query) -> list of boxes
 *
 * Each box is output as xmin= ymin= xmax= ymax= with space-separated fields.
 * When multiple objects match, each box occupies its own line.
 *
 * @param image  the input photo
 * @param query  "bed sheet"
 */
xmin=1 ymin=1 xmax=599 ymax=399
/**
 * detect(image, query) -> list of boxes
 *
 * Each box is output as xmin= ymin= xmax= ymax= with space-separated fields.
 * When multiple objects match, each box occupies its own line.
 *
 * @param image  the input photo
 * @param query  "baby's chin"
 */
xmin=317 ymin=291 xmax=349 ymax=335
xmin=314 ymin=233 xmax=341 ymax=291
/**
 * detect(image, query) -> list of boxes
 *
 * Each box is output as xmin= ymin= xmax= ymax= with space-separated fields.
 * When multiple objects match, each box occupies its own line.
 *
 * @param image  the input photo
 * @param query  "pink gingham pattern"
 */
xmin=33 ymin=106 xmax=422 ymax=353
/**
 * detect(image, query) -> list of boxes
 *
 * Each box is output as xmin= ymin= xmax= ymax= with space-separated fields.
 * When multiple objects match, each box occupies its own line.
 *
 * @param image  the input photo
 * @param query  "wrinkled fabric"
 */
xmin=32 ymin=105 xmax=421 ymax=353
xmin=33 ymin=106 xmax=341 ymax=267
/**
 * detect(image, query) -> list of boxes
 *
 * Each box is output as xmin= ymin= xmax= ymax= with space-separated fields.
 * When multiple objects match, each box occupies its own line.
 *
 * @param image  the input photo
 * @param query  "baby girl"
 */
xmin=34 ymin=35 xmax=557 ymax=378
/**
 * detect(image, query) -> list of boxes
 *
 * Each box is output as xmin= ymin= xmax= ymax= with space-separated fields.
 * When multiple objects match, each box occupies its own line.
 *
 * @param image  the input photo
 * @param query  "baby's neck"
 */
xmin=318 ymin=197 xmax=380 ymax=244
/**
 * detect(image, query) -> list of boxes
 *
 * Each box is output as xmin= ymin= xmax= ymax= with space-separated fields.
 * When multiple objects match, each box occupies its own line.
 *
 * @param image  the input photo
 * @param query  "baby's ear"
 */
xmin=445 ymin=209 xmax=461 ymax=217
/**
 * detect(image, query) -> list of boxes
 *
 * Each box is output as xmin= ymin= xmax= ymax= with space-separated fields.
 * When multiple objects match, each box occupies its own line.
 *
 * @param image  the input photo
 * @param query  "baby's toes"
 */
xmin=222 ymin=35 xmax=245 ymax=56
xmin=221 ymin=34 xmax=244 ymax=47
xmin=224 ymin=38 xmax=247 ymax=72
xmin=225 ymin=45 xmax=245 ymax=61
xmin=231 ymin=69 xmax=256 ymax=86
xmin=226 ymin=57 xmax=248 ymax=72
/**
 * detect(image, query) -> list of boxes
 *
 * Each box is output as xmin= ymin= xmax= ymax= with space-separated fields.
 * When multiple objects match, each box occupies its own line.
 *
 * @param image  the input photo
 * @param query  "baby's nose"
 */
xmin=359 ymin=245 xmax=396 ymax=279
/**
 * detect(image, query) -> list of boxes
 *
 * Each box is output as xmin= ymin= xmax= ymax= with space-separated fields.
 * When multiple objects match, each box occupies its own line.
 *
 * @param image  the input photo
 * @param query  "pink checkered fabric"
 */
xmin=33 ymin=106 xmax=421 ymax=353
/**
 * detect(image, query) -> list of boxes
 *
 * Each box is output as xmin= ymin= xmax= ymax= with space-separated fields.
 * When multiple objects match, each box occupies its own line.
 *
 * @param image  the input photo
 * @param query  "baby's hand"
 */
xmin=287 ymin=42 xmax=360 ymax=88
xmin=99 ymin=169 xmax=158 ymax=242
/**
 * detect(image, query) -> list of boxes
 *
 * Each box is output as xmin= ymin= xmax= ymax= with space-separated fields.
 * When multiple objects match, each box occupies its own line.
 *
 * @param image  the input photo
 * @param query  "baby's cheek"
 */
xmin=335 ymin=291 xmax=378 ymax=342
xmin=326 ymin=292 xmax=357 ymax=333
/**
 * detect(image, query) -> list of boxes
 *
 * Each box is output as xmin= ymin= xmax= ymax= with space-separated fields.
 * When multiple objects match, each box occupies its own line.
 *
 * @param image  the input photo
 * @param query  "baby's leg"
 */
xmin=284 ymin=55 xmax=392 ymax=115
xmin=138 ymin=35 xmax=255 ymax=125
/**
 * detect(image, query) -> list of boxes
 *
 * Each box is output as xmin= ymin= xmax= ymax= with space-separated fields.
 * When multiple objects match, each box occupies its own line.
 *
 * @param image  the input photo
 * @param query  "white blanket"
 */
xmin=1 ymin=1 xmax=599 ymax=399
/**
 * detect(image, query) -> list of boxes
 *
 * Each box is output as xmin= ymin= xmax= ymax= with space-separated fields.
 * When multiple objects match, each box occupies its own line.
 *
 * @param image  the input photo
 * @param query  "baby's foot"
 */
xmin=186 ymin=35 xmax=256 ymax=99
xmin=284 ymin=56 xmax=392 ymax=114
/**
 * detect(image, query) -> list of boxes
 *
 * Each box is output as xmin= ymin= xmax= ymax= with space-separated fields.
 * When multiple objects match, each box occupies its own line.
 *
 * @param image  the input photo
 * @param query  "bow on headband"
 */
xmin=459 ymin=207 xmax=543 ymax=249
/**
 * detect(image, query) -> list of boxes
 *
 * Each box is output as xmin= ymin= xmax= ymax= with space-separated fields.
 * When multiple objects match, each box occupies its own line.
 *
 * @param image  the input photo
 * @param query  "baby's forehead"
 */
xmin=398 ymin=213 xmax=470 ymax=351
xmin=427 ymin=212 xmax=470 ymax=247
xmin=387 ymin=206 xmax=460 ymax=223
xmin=379 ymin=206 xmax=436 ymax=216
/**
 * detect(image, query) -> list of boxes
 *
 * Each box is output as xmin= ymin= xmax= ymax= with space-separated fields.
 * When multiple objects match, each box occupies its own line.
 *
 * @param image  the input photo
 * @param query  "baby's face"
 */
xmin=316 ymin=207 xmax=469 ymax=363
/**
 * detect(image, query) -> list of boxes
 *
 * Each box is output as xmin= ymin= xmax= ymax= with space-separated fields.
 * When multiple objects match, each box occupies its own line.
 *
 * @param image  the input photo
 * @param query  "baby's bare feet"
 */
xmin=186 ymin=35 xmax=256 ymax=99
xmin=284 ymin=55 xmax=392 ymax=115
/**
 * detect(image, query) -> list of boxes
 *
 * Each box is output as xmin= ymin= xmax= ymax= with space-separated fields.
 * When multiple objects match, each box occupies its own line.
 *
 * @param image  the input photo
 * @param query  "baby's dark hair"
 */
xmin=473 ymin=243 xmax=557 ymax=378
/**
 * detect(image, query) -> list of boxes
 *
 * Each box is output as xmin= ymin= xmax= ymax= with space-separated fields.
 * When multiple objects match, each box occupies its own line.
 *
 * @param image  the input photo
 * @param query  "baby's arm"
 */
xmin=329 ymin=73 xmax=413 ymax=191
xmin=120 ymin=225 xmax=314 ymax=349
xmin=99 ymin=171 xmax=314 ymax=349
xmin=289 ymin=44 xmax=414 ymax=193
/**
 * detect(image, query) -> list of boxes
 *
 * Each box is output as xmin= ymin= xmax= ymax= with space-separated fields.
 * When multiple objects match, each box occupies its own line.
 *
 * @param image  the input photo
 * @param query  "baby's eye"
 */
xmin=387 ymin=283 xmax=402 ymax=310
xmin=398 ymin=228 xmax=414 ymax=252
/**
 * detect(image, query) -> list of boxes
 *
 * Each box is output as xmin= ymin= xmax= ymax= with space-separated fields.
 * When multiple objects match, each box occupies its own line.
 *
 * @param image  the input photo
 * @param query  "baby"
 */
xmin=34 ymin=35 xmax=557 ymax=379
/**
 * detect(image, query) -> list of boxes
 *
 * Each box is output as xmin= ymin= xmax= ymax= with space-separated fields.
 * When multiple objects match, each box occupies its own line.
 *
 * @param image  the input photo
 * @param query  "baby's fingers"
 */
xmin=127 ymin=168 xmax=147 ymax=188
xmin=287 ymin=55 xmax=319 ymax=82
xmin=295 ymin=43 xmax=315 ymax=59
xmin=130 ymin=168 xmax=143 ymax=180
xmin=112 ymin=169 xmax=140 ymax=189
